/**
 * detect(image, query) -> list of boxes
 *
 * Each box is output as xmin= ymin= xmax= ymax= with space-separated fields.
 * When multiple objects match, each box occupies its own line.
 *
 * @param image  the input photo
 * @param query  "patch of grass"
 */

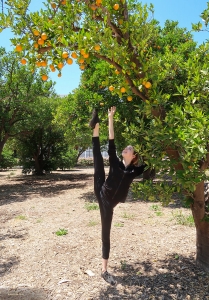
xmin=121 ymin=211 xmax=135 ymax=220
xmin=172 ymin=210 xmax=194 ymax=227
xmin=85 ymin=202 xmax=99 ymax=212
xmin=88 ymin=220 xmax=98 ymax=226
xmin=155 ymin=211 xmax=163 ymax=216
xmin=15 ymin=215 xmax=27 ymax=220
xmin=36 ymin=219 xmax=43 ymax=223
xmin=55 ymin=228 xmax=68 ymax=236
xmin=150 ymin=204 xmax=163 ymax=216
xmin=10 ymin=171 xmax=15 ymax=176
xmin=120 ymin=260 xmax=127 ymax=270
xmin=150 ymin=204 xmax=160 ymax=211
xmin=114 ymin=222 xmax=124 ymax=227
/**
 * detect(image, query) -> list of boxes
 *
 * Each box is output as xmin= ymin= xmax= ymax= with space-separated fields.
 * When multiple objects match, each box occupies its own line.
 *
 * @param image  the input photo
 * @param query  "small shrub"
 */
xmin=88 ymin=220 xmax=98 ymax=226
xmin=121 ymin=211 xmax=135 ymax=220
xmin=55 ymin=228 xmax=68 ymax=236
xmin=15 ymin=215 xmax=27 ymax=220
xmin=85 ymin=202 xmax=99 ymax=211
xmin=114 ymin=222 xmax=124 ymax=227
xmin=172 ymin=210 xmax=194 ymax=226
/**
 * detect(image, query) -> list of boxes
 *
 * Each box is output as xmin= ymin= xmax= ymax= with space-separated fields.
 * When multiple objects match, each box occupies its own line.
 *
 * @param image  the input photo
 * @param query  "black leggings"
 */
xmin=92 ymin=137 xmax=113 ymax=260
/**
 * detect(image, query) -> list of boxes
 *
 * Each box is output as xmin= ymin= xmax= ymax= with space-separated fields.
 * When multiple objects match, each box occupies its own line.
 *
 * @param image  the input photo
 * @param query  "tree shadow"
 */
xmin=0 ymin=256 xmax=20 ymax=278
xmin=0 ymin=173 xmax=93 ymax=206
xmin=0 ymin=229 xmax=28 ymax=241
xmin=0 ymin=287 xmax=47 ymax=300
xmin=81 ymin=191 xmax=97 ymax=203
xmin=98 ymin=254 xmax=209 ymax=299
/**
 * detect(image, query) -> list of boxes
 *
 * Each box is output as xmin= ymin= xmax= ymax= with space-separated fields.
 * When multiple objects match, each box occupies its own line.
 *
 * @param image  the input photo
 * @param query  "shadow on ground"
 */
xmin=0 ymin=287 xmax=47 ymax=300
xmin=98 ymin=254 xmax=209 ymax=299
xmin=0 ymin=173 xmax=92 ymax=206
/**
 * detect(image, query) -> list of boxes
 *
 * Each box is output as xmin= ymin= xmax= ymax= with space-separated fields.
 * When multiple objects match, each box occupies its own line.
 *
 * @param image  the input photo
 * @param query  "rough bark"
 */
xmin=192 ymin=181 xmax=209 ymax=272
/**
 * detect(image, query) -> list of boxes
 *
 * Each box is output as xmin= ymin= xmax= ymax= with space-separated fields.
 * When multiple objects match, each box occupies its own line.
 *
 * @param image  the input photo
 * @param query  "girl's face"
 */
xmin=122 ymin=145 xmax=135 ymax=161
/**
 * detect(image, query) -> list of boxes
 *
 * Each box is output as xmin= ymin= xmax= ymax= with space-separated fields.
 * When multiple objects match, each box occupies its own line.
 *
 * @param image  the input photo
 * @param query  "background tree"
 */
xmin=0 ymin=47 xmax=54 ymax=160
xmin=1 ymin=0 xmax=209 ymax=271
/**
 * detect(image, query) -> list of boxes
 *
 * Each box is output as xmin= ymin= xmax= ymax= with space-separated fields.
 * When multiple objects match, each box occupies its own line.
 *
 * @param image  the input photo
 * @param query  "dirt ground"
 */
xmin=0 ymin=167 xmax=209 ymax=300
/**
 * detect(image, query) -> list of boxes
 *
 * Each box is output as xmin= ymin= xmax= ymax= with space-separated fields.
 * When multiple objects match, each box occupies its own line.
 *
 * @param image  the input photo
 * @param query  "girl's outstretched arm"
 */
xmin=108 ymin=106 xmax=116 ymax=140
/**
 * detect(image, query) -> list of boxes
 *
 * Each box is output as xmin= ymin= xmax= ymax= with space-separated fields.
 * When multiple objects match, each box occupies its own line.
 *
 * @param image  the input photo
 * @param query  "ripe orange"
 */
xmin=71 ymin=52 xmax=77 ymax=59
xmin=58 ymin=73 xmax=62 ymax=77
xmin=41 ymin=33 xmax=47 ymax=40
xmin=34 ymin=43 xmax=39 ymax=49
xmin=120 ymin=87 xmax=126 ymax=93
xmin=21 ymin=58 xmax=27 ymax=65
xmin=42 ymin=74 xmax=48 ymax=81
xmin=49 ymin=64 xmax=55 ymax=69
xmin=62 ymin=51 xmax=69 ymax=59
xmin=145 ymin=81 xmax=152 ymax=89
xmin=113 ymin=3 xmax=119 ymax=10
xmin=38 ymin=38 xmax=44 ymax=45
xmin=51 ymin=2 xmax=56 ymax=9
xmin=51 ymin=67 xmax=56 ymax=72
xmin=78 ymin=58 xmax=85 ymax=64
xmin=94 ymin=44 xmax=100 ymax=51
xmin=96 ymin=0 xmax=102 ymax=4
xmin=41 ymin=60 xmax=47 ymax=67
xmin=36 ymin=61 xmax=42 ymax=67
xmin=109 ymin=85 xmax=114 ymax=92
xmin=15 ymin=44 xmax=22 ymax=52
xmin=80 ymin=64 xmax=85 ymax=70
xmin=83 ymin=53 xmax=89 ymax=58
xmin=91 ymin=4 xmax=97 ymax=10
xmin=67 ymin=58 xmax=73 ymax=65
xmin=33 ymin=29 xmax=40 ymax=36
xmin=57 ymin=62 xmax=64 ymax=69
xmin=61 ymin=0 xmax=66 ymax=4
xmin=115 ymin=69 xmax=120 ymax=74
xmin=127 ymin=96 xmax=133 ymax=101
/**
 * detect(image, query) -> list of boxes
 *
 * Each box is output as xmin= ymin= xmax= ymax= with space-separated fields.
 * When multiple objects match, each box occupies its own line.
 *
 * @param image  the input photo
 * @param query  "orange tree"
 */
xmin=1 ymin=0 xmax=209 ymax=271
xmin=0 ymin=47 xmax=54 ymax=158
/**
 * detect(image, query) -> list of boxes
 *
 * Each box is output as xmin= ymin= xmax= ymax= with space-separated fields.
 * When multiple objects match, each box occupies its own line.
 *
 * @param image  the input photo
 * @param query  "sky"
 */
xmin=0 ymin=0 xmax=208 ymax=95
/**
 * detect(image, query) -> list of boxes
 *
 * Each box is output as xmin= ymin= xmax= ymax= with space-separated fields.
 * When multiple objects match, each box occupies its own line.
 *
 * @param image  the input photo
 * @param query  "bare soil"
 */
xmin=0 ymin=167 xmax=209 ymax=300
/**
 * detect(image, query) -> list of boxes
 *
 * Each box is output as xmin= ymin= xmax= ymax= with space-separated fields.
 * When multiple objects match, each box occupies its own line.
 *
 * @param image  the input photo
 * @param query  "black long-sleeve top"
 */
xmin=101 ymin=139 xmax=146 ymax=206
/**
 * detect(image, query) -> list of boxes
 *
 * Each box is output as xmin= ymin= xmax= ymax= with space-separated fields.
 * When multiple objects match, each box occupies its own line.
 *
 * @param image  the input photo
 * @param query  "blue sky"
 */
xmin=0 ymin=0 xmax=208 ymax=95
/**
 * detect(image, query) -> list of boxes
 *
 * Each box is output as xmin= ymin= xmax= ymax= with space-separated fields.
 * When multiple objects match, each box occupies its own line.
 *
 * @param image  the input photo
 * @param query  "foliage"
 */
xmin=0 ymin=147 xmax=18 ymax=169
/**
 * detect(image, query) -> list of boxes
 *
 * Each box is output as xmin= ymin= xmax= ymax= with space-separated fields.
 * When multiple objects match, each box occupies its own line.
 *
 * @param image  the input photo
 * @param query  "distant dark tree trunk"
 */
xmin=34 ymin=154 xmax=44 ymax=175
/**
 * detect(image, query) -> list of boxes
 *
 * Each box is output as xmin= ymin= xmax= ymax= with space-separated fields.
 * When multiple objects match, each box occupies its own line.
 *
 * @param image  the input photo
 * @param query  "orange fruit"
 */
xmin=58 ymin=73 xmax=62 ymax=77
xmin=61 ymin=0 xmax=66 ymax=4
xmin=115 ymin=69 xmax=120 ymax=74
xmin=62 ymin=51 xmax=69 ymax=59
xmin=113 ymin=3 xmax=119 ymax=10
xmin=34 ymin=43 xmax=39 ymax=49
xmin=57 ymin=62 xmax=64 ymax=69
xmin=33 ymin=29 xmax=40 ymax=36
xmin=80 ymin=64 xmax=85 ymax=70
xmin=145 ymin=81 xmax=152 ymax=89
xmin=83 ymin=53 xmax=89 ymax=58
xmin=21 ymin=58 xmax=27 ymax=65
xmin=120 ymin=87 xmax=126 ymax=93
xmin=49 ymin=64 xmax=55 ymax=69
xmin=36 ymin=61 xmax=42 ymax=67
xmin=96 ymin=0 xmax=102 ymax=4
xmin=42 ymin=74 xmax=48 ymax=81
xmin=127 ymin=96 xmax=133 ymax=101
xmin=51 ymin=67 xmax=56 ymax=72
xmin=38 ymin=38 xmax=44 ymax=45
xmin=67 ymin=58 xmax=73 ymax=65
xmin=78 ymin=58 xmax=85 ymax=64
xmin=51 ymin=2 xmax=56 ymax=9
xmin=41 ymin=60 xmax=47 ymax=67
xmin=109 ymin=85 xmax=114 ymax=92
xmin=80 ymin=49 xmax=85 ymax=55
xmin=15 ymin=44 xmax=22 ymax=52
xmin=94 ymin=44 xmax=100 ymax=51
xmin=41 ymin=33 xmax=47 ymax=40
xmin=71 ymin=52 xmax=77 ymax=59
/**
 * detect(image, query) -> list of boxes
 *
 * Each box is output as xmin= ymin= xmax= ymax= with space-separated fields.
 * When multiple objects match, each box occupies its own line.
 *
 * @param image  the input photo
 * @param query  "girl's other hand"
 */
xmin=108 ymin=106 xmax=116 ymax=118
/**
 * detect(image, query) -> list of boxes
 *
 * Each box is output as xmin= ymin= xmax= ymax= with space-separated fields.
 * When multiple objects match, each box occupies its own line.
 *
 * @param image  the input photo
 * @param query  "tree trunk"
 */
xmin=192 ymin=181 xmax=209 ymax=272
xmin=34 ymin=154 xmax=44 ymax=175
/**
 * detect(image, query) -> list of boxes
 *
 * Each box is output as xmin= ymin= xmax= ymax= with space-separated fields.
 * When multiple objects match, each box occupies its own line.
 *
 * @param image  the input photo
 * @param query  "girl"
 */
xmin=89 ymin=106 xmax=146 ymax=285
